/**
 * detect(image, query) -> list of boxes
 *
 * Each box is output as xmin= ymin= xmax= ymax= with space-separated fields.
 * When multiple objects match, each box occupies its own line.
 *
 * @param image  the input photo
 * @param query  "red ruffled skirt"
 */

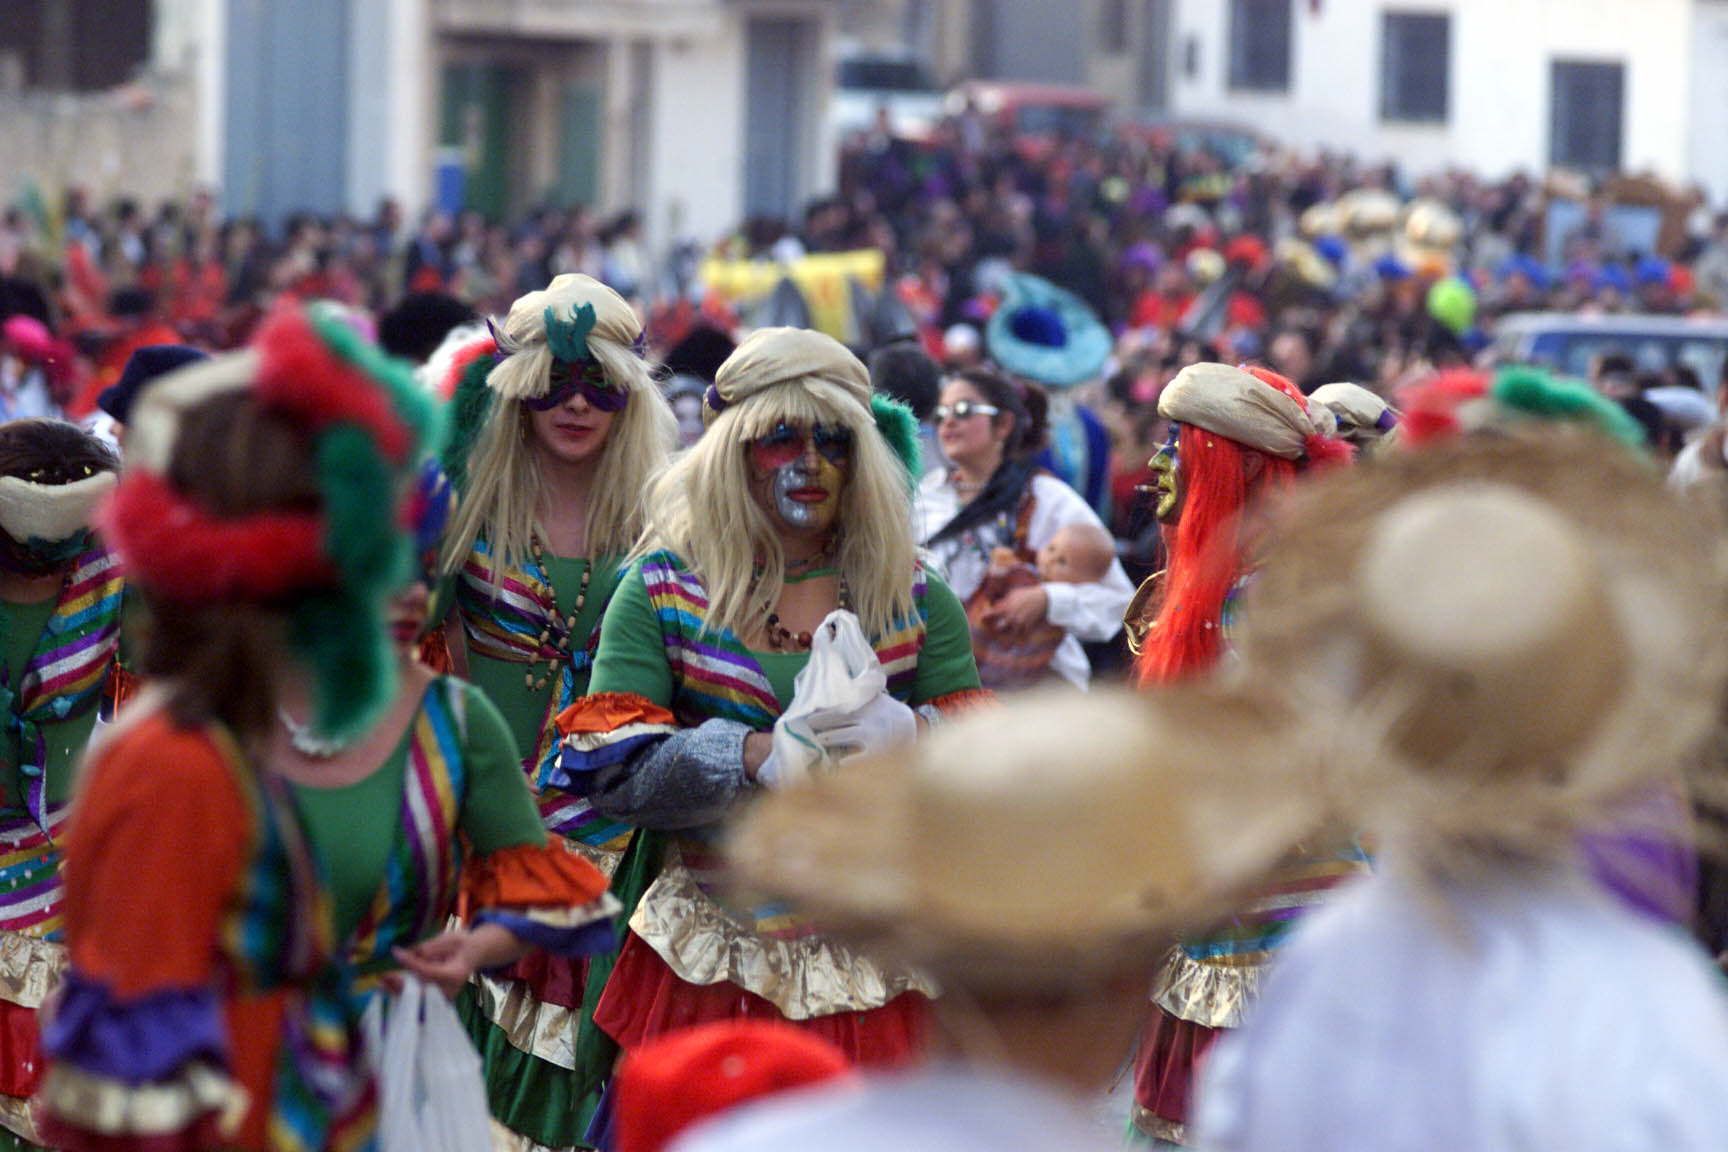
xmin=0 ymin=998 xmax=41 ymax=1100
xmin=594 ymin=931 xmax=929 ymax=1068
xmin=1133 ymin=1007 xmax=1218 ymax=1138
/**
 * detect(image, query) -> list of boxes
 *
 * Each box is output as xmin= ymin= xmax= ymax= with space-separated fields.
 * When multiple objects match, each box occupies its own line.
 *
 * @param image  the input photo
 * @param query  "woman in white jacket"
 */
xmin=914 ymin=368 xmax=1133 ymax=689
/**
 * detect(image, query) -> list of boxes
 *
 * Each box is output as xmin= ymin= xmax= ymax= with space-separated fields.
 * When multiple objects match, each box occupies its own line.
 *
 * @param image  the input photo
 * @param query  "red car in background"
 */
xmin=944 ymin=81 xmax=1113 ymax=160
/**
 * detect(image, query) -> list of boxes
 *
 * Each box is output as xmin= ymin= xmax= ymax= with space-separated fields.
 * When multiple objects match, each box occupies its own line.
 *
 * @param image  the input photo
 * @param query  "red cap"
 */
xmin=613 ymin=1022 xmax=854 ymax=1152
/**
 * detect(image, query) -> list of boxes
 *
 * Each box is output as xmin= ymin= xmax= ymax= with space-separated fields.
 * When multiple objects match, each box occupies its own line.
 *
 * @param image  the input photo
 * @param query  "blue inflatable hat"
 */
xmin=985 ymin=273 xmax=1112 ymax=390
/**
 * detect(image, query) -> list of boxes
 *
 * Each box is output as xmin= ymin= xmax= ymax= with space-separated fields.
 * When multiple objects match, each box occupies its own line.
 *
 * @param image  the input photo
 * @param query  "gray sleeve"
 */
xmin=579 ymin=718 xmax=756 ymax=831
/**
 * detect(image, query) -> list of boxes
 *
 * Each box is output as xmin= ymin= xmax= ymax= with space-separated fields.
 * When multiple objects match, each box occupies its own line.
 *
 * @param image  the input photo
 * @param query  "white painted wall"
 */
xmin=348 ymin=0 xmax=433 ymax=220
xmin=1170 ymin=0 xmax=1695 ymax=181
xmin=1689 ymin=0 xmax=1728 ymax=201
xmin=646 ymin=24 xmax=748 ymax=251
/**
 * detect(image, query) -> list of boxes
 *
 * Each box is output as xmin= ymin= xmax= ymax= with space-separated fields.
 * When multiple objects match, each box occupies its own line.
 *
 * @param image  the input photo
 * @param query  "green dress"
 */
xmin=453 ymin=544 xmax=634 ymax=1150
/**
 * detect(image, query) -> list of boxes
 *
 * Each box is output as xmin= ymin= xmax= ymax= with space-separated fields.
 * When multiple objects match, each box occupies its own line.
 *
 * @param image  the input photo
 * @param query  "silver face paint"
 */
xmin=773 ymin=460 xmax=823 ymax=527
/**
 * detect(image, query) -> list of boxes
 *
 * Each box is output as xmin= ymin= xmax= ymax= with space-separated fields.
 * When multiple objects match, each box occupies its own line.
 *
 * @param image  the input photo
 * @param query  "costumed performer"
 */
xmin=689 ymin=683 xmax=1324 ymax=1152
xmin=0 ymin=420 xmax=122 ymax=1150
xmin=552 ymin=327 xmax=988 ymax=1081
xmin=38 ymin=303 xmax=615 ymax=1152
xmin=984 ymin=273 xmax=1115 ymax=517
xmin=1124 ymin=362 xmax=1358 ymax=1147
xmin=40 ymin=303 xmax=431 ymax=1151
xmin=436 ymin=274 xmax=675 ymax=1150
xmin=1198 ymin=434 xmax=1728 ymax=1151
xmin=915 ymin=368 xmax=1133 ymax=690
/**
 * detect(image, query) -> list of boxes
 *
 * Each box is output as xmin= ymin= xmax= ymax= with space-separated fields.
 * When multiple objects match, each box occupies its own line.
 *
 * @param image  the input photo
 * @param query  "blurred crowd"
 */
xmin=7 ymin=111 xmax=1728 ymax=530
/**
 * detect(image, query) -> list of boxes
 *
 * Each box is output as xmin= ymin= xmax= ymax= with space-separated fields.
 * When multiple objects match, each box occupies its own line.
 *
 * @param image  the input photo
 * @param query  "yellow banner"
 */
xmin=699 ymin=250 xmax=886 ymax=341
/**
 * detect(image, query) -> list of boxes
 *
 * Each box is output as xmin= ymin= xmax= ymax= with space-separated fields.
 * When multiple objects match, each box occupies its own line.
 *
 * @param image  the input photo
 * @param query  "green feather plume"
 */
xmin=1492 ymin=366 xmax=1646 ymax=449
xmin=870 ymin=392 xmax=921 ymax=488
xmin=290 ymin=590 xmax=396 ymax=745
xmin=307 ymin=304 xmax=444 ymax=459
xmin=442 ymin=353 xmax=498 ymax=493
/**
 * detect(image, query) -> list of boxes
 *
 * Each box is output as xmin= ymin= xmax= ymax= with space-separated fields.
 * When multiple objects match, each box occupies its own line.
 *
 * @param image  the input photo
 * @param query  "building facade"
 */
xmin=1164 ymin=0 xmax=1728 ymax=197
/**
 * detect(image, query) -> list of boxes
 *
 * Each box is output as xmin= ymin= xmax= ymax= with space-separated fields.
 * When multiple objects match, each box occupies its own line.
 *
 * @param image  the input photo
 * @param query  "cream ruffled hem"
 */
xmin=490 ymin=1118 xmax=584 ymax=1152
xmin=630 ymin=864 xmax=937 ymax=1020
xmin=469 ymin=973 xmax=579 ymax=1071
xmin=0 ymin=930 xmax=65 ymax=1010
xmin=1150 ymin=945 xmax=1265 ymax=1029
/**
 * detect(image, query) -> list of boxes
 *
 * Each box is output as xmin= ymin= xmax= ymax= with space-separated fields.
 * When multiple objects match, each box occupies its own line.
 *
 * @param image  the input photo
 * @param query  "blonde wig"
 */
xmin=440 ymin=274 xmax=676 ymax=581
xmin=638 ymin=377 xmax=920 ymax=640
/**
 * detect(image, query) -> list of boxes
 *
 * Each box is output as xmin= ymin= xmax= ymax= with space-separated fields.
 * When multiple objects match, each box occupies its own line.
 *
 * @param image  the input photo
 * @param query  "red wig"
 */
xmin=1134 ymin=427 xmax=1298 ymax=685
xmin=1134 ymin=368 xmax=1346 ymax=685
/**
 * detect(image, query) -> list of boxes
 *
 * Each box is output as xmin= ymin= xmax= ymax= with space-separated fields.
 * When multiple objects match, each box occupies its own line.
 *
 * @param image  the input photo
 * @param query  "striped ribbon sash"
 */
xmin=0 ymin=803 xmax=70 ymax=940
xmin=457 ymin=541 xmax=625 ymax=852
xmin=345 ymin=682 xmax=465 ymax=983
xmin=217 ymin=728 xmax=369 ymax=1152
xmin=9 ymin=548 xmax=123 ymax=835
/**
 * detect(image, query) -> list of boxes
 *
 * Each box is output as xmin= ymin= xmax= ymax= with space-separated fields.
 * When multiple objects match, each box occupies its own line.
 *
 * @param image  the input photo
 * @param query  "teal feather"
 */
xmin=545 ymin=301 xmax=598 ymax=363
xmin=870 ymin=392 xmax=922 ymax=487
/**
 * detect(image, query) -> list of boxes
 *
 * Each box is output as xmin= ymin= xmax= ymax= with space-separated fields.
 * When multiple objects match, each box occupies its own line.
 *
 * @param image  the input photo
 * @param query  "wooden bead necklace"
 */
xmin=764 ymin=572 xmax=849 ymax=652
xmin=526 ymin=533 xmax=591 ymax=693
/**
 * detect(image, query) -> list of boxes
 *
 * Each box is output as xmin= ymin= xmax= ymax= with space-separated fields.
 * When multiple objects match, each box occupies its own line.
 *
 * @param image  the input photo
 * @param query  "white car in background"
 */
xmin=831 ymin=49 xmax=944 ymax=142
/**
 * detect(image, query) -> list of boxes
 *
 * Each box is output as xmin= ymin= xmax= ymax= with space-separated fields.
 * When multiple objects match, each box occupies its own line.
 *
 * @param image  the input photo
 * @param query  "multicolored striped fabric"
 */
xmin=219 ymin=727 xmax=373 ymax=1152
xmin=456 ymin=539 xmax=629 ymax=853
xmin=345 ymin=682 xmax=465 ymax=989
xmin=9 ymin=545 xmax=123 ymax=830
xmin=636 ymin=549 xmax=927 ymax=731
xmin=1179 ymin=842 xmax=1372 ymax=964
xmin=560 ymin=550 xmax=934 ymax=935
xmin=0 ymin=802 xmax=70 ymax=941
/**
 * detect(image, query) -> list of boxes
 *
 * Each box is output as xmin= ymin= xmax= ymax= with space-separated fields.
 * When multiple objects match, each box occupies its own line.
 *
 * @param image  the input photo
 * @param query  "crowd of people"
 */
xmin=0 ymin=105 xmax=1727 ymax=1152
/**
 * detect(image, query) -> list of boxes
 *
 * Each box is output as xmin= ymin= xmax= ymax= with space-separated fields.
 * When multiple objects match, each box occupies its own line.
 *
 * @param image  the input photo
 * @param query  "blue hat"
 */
xmin=985 ymin=273 xmax=1111 ymax=390
xmin=98 ymin=344 xmax=208 ymax=424
xmin=1373 ymin=254 xmax=1413 ymax=282
xmin=1313 ymin=236 xmax=1349 ymax=268
xmin=1593 ymin=264 xmax=1632 ymax=295
xmin=1635 ymin=256 xmax=1672 ymax=287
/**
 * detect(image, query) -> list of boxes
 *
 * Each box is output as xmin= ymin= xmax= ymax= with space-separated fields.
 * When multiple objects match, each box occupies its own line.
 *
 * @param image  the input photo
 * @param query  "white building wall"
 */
xmin=1689 ymin=0 xmax=1728 ymax=201
xmin=1170 ymin=0 xmax=1694 ymax=182
xmin=643 ymin=25 xmax=748 ymax=252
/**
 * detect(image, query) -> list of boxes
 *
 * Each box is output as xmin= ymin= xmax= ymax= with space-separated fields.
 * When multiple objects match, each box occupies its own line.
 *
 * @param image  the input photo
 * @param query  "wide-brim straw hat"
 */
xmin=1237 ymin=434 xmax=1728 ymax=862
xmin=727 ymin=685 xmax=1326 ymax=994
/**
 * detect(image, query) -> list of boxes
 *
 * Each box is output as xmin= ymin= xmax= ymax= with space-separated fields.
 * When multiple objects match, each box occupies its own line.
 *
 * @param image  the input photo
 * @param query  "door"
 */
xmin=1138 ymin=0 xmax=1174 ymax=113
xmin=439 ymin=61 xmax=520 ymax=222
xmin=558 ymin=82 xmax=602 ymax=209
xmin=744 ymin=18 xmax=806 ymax=220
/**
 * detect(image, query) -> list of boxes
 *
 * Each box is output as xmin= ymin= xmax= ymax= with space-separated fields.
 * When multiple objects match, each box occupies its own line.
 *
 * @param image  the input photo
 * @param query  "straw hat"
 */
xmin=727 ymin=685 xmax=1325 ymax=993
xmin=1237 ymin=435 xmax=1728 ymax=859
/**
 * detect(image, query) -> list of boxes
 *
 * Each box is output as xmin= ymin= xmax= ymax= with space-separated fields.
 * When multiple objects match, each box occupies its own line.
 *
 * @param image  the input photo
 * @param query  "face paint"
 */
xmin=771 ymin=456 xmax=844 ymax=531
xmin=1146 ymin=425 xmax=1182 ymax=523
xmin=748 ymin=422 xmax=850 ymax=535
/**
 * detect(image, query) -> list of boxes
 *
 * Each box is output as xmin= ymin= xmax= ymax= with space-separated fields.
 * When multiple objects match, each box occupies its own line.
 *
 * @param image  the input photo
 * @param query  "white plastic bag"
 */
xmin=361 ymin=975 xmax=494 ymax=1152
xmin=768 ymin=609 xmax=888 ymax=786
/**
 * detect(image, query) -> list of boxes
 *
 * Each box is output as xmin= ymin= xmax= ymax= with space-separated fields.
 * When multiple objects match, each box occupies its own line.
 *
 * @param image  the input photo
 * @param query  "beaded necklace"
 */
xmin=526 ymin=533 xmax=592 ymax=692
xmin=763 ymin=570 xmax=850 ymax=652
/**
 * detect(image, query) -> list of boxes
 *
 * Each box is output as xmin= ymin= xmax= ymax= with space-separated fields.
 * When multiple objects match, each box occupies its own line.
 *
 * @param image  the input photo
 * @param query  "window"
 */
xmin=1098 ymin=0 xmax=1131 ymax=54
xmin=1551 ymin=60 xmax=1625 ymax=173
xmin=1227 ymin=0 xmax=1293 ymax=93
xmin=1381 ymin=12 xmax=1449 ymax=122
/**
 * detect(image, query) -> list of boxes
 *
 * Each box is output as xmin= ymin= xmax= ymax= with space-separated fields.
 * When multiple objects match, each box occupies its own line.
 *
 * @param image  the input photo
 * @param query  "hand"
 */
xmin=811 ymin=694 xmax=916 ymax=764
xmin=393 ymin=931 xmax=477 ymax=1000
xmin=982 ymin=584 xmax=1049 ymax=634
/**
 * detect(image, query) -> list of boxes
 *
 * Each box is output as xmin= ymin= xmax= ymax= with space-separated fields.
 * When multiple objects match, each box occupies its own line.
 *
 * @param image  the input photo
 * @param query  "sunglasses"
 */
xmin=748 ymin=422 xmax=855 ymax=470
xmin=524 ymin=358 xmax=630 ymax=413
xmin=933 ymin=400 xmax=1001 ymax=423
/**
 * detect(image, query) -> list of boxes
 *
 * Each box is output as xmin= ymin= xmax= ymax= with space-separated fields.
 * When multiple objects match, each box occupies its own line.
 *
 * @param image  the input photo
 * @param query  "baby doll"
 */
xmin=967 ymin=521 xmax=1117 ymax=690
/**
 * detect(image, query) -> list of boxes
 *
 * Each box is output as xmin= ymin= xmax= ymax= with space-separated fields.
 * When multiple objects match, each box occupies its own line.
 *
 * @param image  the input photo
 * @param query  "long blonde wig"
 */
xmin=637 ymin=378 xmax=920 ymax=640
xmin=440 ymin=275 xmax=676 ymax=580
